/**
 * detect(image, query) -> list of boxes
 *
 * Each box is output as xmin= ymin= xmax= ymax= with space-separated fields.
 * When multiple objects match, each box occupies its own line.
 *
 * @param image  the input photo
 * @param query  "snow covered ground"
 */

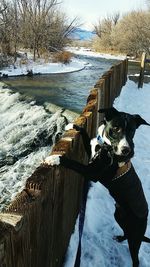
xmin=0 ymin=57 xmax=86 ymax=77
xmin=67 ymin=47 xmax=126 ymax=60
xmin=64 ymin=79 xmax=150 ymax=267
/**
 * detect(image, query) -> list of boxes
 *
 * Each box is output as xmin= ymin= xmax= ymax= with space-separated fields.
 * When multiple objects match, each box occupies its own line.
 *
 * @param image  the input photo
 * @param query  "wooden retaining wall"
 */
xmin=0 ymin=59 xmax=128 ymax=267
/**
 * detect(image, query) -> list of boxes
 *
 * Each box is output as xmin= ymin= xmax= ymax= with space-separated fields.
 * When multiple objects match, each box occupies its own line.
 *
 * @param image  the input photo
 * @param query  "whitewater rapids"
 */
xmin=0 ymin=83 xmax=78 ymax=211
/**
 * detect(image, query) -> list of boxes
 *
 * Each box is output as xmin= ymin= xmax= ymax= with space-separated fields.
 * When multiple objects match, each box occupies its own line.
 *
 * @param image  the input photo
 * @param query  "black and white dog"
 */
xmin=44 ymin=107 xmax=150 ymax=267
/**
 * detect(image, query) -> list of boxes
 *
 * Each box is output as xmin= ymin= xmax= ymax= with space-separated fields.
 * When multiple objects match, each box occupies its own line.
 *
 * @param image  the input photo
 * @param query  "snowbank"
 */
xmin=0 ymin=58 xmax=86 ymax=77
xmin=67 ymin=46 xmax=126 ymax=60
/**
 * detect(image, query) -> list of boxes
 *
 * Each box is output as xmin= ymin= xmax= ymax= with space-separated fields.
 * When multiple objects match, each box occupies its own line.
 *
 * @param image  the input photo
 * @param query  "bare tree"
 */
xmin=0 ymin=0 xmax=80 ymax=63
xmin=93 ymin=13 xmax=120 ymax=50
xmin=15 ymin=0 xmax=79 ymax=60
xmin=93 ymin=10 xmax=150 ymax=56
xmin=16 ymin=0 xmax=60 ymax=60
xmin=112 ymin=12 xmax=120 ymax=25
xmin=0 ymin=0 xmax=11 ymax=55
xmin=111 ymin=10 xmax=150 ymax=56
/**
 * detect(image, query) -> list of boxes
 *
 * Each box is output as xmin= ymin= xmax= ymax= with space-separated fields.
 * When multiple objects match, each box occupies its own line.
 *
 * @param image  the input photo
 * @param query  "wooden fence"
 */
xmin=0 ymin=59 xmax=128 ymax=267
xmin=138 ymin=52 xmax=150 ymax=88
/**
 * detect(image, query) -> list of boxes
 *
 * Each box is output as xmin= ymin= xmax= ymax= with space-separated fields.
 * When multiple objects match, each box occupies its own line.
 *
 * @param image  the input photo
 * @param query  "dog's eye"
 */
xmin=113 ymin=127 xmax=121 ymax=133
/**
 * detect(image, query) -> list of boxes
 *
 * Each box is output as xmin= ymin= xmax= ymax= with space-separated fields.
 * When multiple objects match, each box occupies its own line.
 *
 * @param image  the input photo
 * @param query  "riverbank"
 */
xmin=0 ymin=48 xmax=126 ymax=78
xmin=0 ymin=57 xmax=87 ymax=77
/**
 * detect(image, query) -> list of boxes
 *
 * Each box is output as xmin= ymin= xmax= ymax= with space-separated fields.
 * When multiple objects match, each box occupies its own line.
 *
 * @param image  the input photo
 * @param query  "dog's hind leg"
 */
xmin=127 ymin=217 xmax=147 ymax=267
xmin=113 ymin=235 xmax=127 ymax=242
xmin=114 ymin=205 xmax=128 ymax=241
xmin=128 ymin=238 xmax=140 ymax=267
xmin=114 ymin=207 xmax=142 ymax=266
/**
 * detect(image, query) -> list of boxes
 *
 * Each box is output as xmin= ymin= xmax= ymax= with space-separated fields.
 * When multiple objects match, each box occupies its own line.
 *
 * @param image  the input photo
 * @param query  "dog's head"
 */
xmin=98 ymin=107 xmax=150 ymax=162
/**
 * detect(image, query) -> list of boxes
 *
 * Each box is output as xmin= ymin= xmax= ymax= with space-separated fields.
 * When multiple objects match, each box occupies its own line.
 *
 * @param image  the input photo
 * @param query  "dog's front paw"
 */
xmin=113 ymin=235 xmax=127 ymax=243
xmin=65 ymin=123 xmax=74 ymax=131
xmin=65 ymin=123 xmax=82 ymax=132
xmin=44 ymin=154 xmax=61 ymax=166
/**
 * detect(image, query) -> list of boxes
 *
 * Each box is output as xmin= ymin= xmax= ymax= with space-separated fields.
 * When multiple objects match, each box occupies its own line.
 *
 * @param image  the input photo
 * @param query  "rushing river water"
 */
xmin=0 ymin=55 xmax=127 ymax=211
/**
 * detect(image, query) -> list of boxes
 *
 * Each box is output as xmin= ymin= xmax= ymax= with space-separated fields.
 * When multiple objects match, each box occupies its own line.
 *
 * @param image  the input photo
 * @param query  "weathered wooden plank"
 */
xmin=138 ymin=52 xmax=146 ymax=88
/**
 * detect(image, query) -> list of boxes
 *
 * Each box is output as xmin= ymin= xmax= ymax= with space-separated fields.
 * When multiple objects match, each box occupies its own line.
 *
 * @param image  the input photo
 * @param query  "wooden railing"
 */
xmin=138 ymin=52 xmax=146 ymax=88
xmin=0 ymin=59 xmax=128 ymax=267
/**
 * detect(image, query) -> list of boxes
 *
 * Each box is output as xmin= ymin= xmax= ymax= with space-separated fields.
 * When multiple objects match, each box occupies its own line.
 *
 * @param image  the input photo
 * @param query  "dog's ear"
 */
xmin=98 ymin=107 xmax=119 ymax=121
xmin=133 ymin=114 xmax=150 ymax=128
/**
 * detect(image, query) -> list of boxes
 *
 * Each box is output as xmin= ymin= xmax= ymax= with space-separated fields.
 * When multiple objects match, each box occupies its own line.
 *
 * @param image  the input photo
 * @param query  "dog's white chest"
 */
xmin=90 ymin=138 xmax=100 ymax=158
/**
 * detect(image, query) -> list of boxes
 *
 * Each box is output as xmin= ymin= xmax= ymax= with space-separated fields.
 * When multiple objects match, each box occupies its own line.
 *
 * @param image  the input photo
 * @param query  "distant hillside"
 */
xmin=69 ymin=28 xmax=96 ymax=41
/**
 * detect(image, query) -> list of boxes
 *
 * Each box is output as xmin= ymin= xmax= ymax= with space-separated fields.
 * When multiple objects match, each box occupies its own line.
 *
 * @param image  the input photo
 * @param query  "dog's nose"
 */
xmin=122 ymin=146 xmax=131 ymax=155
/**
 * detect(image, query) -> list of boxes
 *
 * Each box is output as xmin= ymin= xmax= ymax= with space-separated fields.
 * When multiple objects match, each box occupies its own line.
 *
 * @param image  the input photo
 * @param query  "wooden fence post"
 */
xmin=138 ymin=52 xmax=146 ymax=88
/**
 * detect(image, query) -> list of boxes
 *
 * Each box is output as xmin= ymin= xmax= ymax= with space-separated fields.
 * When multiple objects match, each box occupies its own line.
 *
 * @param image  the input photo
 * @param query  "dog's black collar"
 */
xmin=112 ymin=161 xmax=131 ymax=181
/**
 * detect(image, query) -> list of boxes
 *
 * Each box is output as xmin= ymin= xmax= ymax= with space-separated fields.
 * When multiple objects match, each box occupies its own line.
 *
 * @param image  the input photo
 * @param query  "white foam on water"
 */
xmin=0 ymin=83 xmax=67 ymax=211
xmin=0 ymin=146 xmax=50 ymax=208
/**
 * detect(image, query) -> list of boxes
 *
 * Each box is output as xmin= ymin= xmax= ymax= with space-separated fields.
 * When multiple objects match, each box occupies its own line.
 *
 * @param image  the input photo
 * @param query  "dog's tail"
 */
xmin=143 ymin=236 xmax=150 ymax=243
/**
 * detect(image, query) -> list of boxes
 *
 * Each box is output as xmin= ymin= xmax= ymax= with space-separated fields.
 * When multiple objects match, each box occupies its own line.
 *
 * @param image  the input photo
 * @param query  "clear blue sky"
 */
xmin=63 ymin=0 xmax=147 ymax=29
